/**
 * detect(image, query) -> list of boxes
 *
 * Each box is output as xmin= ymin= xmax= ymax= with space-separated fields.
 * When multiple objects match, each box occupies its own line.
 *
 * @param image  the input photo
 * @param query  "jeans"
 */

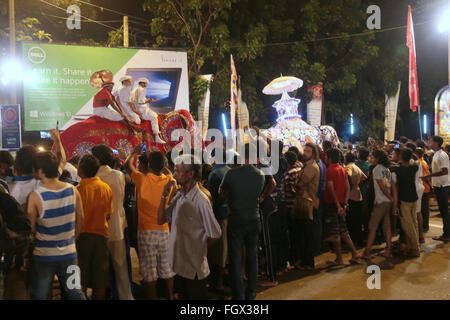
xmin=228 ymin=219 xmax=260 ymax=300
xmin=435 ymin=186 xmax=450 ymax=237
xmin=421 ymin=192 xmax=431 ymax=231
xmin=313 ymin=204 xmax=323 ymax=255
xmin=30 ymin=257 xmax=86 ymax=300
xmin=347 ymin=200 xmax=363 ymax=246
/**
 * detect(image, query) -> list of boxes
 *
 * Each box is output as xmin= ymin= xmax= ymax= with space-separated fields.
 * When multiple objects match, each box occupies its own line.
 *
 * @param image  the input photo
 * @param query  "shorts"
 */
xmin=369 ymin=202 xmax=392 ymax=232
xmin=138 ymin=230 xmax=175 ymax=282
xmin=323 ymin=203 xmax=348 ymax=241
xmin=76 ymin=233 xmax=110 ymax=290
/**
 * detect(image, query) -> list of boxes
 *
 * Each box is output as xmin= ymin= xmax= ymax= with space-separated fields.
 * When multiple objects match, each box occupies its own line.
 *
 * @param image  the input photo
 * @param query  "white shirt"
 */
xmin=64 ymin=162 xmax=80 ymax=182
xmin=431 ymin=149 xmax=450 ymax=187
xmin=8 ymin=175 xmax=40 ymax=209
xmin=96 ymin=165 xmax=127 ymax=242
xmin=165 ymin=184 xmax=221 ymax=280
xmin=373 ymin=164 xmax=392 ymax=204
xmin=412 ymin=159 xmax=425 ymax=196
xmin=133 ymin=86 xmax=148 ymax=110
xmin=114 ymin=85 xmax=133 ymax=114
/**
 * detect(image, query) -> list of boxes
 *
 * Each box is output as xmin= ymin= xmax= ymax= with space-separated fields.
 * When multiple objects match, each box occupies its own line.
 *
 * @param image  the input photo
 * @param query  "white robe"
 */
xmin=132 ymin=86 xmax=160 ymax=134
xmin=114 ymin=86 xmax=141 ymax=124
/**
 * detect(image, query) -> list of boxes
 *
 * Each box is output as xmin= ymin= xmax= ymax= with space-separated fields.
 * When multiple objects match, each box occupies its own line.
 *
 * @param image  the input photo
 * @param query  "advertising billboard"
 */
xmin=22 ymin=43 xmax=189 ymax=131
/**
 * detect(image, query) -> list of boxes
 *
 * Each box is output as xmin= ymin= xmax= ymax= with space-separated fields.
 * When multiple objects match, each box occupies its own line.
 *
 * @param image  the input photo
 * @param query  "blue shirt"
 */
xmin=317 ymin=159 xmax=327 ymax=201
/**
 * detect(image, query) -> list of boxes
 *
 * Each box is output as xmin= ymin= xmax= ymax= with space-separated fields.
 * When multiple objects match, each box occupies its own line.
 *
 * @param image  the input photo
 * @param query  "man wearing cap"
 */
xmin=114 ymin=76 xmax=143 ymax=125
xmin=132 ymin=78 xmax=166 ymax=144
xmin=93 ymin=82 xmax=127 ymax=122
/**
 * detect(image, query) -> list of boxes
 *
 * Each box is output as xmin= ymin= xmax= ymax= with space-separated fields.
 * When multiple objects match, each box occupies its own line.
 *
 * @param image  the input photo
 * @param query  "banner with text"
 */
xmin=0 ymin=104 xmax=22 ymax=150
xmin=22 ymin=43 xmax=189 ymax=131
xmin=307 ymin=83 xmax=323 ymax=127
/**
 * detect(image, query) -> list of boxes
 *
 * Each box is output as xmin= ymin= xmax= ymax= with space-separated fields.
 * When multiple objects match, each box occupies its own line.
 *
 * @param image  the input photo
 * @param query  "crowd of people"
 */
xmin=0 ymin=129 xmax=449 ymax=300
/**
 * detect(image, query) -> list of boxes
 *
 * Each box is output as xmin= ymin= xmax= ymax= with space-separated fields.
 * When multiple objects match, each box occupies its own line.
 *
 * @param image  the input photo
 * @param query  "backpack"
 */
xmin=0 ymin=192 xmax=33 ymax=271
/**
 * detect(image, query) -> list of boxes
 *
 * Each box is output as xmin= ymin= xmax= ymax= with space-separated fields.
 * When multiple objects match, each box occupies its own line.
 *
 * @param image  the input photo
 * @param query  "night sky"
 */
xmin=10 ymin=0 xmax=450 ymax=140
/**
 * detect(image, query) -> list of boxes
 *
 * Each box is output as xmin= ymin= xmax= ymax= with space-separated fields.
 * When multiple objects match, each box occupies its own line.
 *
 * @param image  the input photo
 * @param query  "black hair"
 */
xmin=393 ymin=148 xmax=401 ymax=156
xmin=432 ymin=136 xmax=444 ymax=148
xmin=0 ymin=150 xmax=14 ymax=167
xmin=399 ymin=136 xmax=408 ymax=144
xmin=373 ymin=149 xmax=390 ymax=167
xmin=284 ymin=151 xmax=298 ymax=166
xmin=323 ymin=141 xmax=332 ymax=151
xmin=345 ymin=152 xmax=357 ymax=163
xmin=148 ymin=151 xmax=165 ymax=173
xmin=33 ymin=151 xmax=59 ymax=179
xmin=405 ymin=142 xmax=416 ymax=152
xmin=112 ymin=157 xmax=122 ymax=170
xmin=446 ymin=145 xmax=450 ymax=153
xmin=138 ymin=153 xmax=149 ymax=171
xmin=78 ymin=154 xmax=100 ymax=178
xmin=60 ymin=169 xmax=72 ymax=180
xmin=358 ymin=147 xmax=369 ymax=161
xmin=91 ymin=145 xmax=114 ymax=167
xmin=15 ymin=145 xmax=37 ymax=175
xmin=415 ymin=147 xmax=425 ymax=158
xmin=416 ymin=140 xmax=426 ymax=149
xmin=326 ymin=148 xmax=340 ymax=164
xmin=401 ymin=148 xmax=413 ymax=162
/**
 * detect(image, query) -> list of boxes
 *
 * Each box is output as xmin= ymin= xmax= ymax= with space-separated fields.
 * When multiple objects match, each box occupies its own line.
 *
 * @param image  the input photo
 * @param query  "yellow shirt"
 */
xmin=77 ymin=177 xmax=113 ymax=238
xmin=131 ymin=171 xmax=173 ymax=231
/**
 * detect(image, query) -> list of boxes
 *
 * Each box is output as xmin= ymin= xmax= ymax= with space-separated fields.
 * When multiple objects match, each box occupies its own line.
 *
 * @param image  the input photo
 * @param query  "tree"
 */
xmin=0 ymin=0 xmax=52 ymax=42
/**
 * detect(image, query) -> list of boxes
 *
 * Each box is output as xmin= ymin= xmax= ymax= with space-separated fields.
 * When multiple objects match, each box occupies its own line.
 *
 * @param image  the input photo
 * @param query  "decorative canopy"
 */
xmin=262 ymin=76 xmax=303 ymax=95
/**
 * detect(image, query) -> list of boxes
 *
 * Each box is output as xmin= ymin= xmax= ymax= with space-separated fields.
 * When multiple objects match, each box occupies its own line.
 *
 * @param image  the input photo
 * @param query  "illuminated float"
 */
xmin=261 ymin=76 xmax=339 ymax=150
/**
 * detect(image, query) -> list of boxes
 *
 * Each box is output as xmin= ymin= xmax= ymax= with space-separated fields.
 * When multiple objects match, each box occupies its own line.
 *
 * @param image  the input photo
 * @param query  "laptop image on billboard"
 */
xmin=127 ymin=68 xmax=182 ymax=114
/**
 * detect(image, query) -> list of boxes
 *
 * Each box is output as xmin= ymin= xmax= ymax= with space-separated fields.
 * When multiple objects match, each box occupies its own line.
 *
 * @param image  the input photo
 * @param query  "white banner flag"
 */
xmin=384 ymin=81 xmax=401 ymax=142
xmin=197 ymin=75 xmax=213 ymax=141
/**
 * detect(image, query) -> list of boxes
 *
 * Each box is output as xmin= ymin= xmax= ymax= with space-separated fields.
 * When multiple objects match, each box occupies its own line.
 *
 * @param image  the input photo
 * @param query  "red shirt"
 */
xmin=324 ymin=163 xmax=347 ymax=204
xmin=93 ymin=87 xmax=113 ymax=108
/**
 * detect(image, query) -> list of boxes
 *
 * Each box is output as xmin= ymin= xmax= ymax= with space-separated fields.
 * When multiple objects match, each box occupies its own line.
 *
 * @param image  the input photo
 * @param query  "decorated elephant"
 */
xmin=263 ymin=117 xmax=339 ymax=152
xmin=59 ymin=109 xmax=198 ymax=158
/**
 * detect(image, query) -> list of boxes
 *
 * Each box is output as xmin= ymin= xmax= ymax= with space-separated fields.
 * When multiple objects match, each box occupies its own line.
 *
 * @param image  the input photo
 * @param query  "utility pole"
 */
xmin=123 ymin=16 xmax=129 ymax=48
xmin=9 ymin=0 xmax=16 ymax=104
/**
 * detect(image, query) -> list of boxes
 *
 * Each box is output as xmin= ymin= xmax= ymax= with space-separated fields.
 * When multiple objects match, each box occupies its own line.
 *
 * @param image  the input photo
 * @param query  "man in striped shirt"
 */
xmin=27 ymin=151 xmax=85 ymax=300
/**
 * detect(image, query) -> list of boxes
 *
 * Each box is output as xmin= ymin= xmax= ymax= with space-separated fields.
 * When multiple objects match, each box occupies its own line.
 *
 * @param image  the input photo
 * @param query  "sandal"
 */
xmin=326 ymin=260 xmax=343 ymax=266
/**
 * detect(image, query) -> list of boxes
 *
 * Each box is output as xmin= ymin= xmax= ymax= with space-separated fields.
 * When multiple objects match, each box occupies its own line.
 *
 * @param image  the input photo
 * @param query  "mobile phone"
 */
xmin=40 ymin=131 xmax=51 ymax=139
xmin=142 ymin=144 xmax=147 ymax=153
xmin=112 ymin=149 xmax=119 ymax=156
xmin=352 ymin=145 xmax=356 ymax=149
xmin=395 ymin=144 xmax=400 ymax=148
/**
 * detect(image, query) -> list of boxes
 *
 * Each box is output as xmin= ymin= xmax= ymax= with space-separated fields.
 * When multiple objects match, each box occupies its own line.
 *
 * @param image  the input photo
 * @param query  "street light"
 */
xmin=1 ymin=57 xmax=23 ymax=85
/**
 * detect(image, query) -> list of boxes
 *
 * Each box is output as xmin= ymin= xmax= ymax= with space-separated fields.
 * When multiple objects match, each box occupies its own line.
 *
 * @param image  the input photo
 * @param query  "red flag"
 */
xmin=406 ymin=5 xmax=419 ymax=112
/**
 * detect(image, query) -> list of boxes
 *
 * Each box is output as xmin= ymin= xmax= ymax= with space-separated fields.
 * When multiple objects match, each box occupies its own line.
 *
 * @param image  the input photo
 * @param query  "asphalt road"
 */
xmin=256 ymin=212 xmax=450 ymax=300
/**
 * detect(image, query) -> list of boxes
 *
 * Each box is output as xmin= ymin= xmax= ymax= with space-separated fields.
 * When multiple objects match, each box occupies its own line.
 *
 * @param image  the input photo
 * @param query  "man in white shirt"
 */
xmin=92 ymin=145 xmax=134 ymax=300
xmin=157 ymin=155 xmax=221 ymax=299
xmin=114 ymin=75 xmax=142 ymax=125
xmin=422 ymin=136 xmax=450 ymax=242
xmin=132 ymin=78 xmax=166 ymax=144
